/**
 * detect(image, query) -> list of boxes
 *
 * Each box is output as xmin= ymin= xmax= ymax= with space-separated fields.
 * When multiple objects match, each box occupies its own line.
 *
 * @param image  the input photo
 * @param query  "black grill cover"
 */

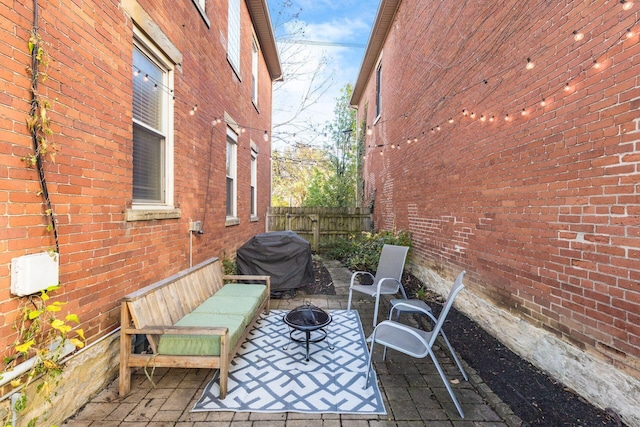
xmin=236 ymin=231 xmax=313 ymax=293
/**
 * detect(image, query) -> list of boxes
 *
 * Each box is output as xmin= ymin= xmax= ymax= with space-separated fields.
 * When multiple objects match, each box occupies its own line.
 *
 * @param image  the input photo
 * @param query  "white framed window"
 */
xmin=132 ymin=31 xmax=175 ymax=209
xmin=191 ymin=0 xmax=210 ymax=27
xmin=226 ymin=126 xmax=238 ymax=219
xmin=250 ymin=144 xmax=258 ymax=219
xmin=227 ymin=0 xmax=241 ymax=74
xmin=375 ymin=60 xmax=382 ymax=119
xmin=251 ymin=37 xmax=259 ymax=105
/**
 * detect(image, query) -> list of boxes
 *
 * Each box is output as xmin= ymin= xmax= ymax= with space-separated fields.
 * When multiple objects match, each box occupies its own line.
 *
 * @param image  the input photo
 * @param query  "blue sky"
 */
xmin=267 ymin=0 xmax=379 ymax=148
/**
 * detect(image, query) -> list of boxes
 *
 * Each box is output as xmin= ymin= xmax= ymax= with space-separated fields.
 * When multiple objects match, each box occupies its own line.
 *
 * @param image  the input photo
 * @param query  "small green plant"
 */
xmin=321 ymin=230 xmax=412 ymax=273
xmin=222 ymin=257 xmax=237 ymax=275
xmin=1 ymin=286 xmax=85 ymax=427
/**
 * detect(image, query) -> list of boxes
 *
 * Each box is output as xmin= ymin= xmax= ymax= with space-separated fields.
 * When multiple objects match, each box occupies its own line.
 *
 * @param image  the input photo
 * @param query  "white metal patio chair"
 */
xmin=388 ymin=296 xmax=468 ymax=382
xmin=365 ymin=270 xmax=467 ymax=418
xmin=346 ymin=244 xmax=409 ymax=326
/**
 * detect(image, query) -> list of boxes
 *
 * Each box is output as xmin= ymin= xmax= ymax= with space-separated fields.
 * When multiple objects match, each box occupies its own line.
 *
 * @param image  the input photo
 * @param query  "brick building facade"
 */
xmin=352 ymin=0 xmax=640 ymax=424
xmin=0 ymin=0 xmax=280 ymax=423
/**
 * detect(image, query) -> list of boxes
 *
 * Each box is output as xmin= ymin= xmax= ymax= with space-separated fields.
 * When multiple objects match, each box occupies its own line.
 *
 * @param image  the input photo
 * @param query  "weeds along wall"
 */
xmin=0 ymin=0 xmax=276 ymax=418
xmin=355 ymin=0 xmax=640 ymax=419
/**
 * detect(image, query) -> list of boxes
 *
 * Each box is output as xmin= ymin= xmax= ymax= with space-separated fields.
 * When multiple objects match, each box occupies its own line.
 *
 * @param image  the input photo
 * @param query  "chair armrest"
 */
xmin=390 ymin=301 xmax=432 ymax=318
xmin=349 ymin=271 xmax=375 ymax=287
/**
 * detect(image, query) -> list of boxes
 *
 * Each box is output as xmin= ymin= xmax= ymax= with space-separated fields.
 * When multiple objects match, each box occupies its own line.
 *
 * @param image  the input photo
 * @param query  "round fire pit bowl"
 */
xmin=283 ymin=303 xmax=332 ymax=361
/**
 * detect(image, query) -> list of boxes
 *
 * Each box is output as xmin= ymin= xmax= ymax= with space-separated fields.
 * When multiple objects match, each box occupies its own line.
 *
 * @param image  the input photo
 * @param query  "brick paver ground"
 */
xmin=62 ymin=259 xmax=522 ymax=426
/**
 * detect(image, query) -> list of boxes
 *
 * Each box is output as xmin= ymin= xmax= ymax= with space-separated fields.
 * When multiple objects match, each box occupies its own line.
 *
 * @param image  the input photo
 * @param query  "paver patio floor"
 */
xmin=62 ymin=259 xmax=521 ymax=427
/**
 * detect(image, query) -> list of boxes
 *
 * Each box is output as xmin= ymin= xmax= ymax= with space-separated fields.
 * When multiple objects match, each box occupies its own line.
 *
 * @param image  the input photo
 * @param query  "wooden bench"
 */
xmin=119 ymin=257 xmax=270 ymax=399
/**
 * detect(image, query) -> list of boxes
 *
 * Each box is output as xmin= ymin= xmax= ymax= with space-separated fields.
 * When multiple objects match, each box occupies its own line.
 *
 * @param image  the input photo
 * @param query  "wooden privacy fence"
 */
xmin=266 ymin=207 xmax=373 ymax=252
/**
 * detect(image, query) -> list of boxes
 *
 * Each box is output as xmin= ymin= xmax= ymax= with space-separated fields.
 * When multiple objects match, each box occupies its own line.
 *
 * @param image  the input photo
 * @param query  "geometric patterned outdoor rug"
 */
xmin=192 ymin=309 xmax=386 ymax=414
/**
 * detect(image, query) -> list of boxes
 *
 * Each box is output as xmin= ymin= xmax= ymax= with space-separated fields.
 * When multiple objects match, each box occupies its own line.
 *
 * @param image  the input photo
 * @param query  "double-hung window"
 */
xmin=251 ymin=37 xmax=259 ymax=105
xmin=227 ymin=0 xmax=241 ymax=74
xmin=250 ymin=145 xmax=258 ymax=219
xmin=226 ymin=127 xmax=238 ymax=219
xmin=375 ymin=60 xmax=382 ymax=119
xmin=132 ymin=35 xmax=174 ymax=207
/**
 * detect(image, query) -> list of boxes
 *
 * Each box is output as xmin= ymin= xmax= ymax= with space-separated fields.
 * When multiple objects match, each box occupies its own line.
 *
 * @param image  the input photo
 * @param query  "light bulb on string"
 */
xmin=526 ymin=58 xmax=535 ymax=70
xmin=448 ymin=118 xmax=454 ymax=124
xmin=504 ymin=114 xmax=510 ymax=122
xmin=263 ymin=131 xmax=269 ymax=142
xmin=143 ymin=74 xmax=149 ymax=82
xmin=621 ymin=0 xmax=634 ymax=11
xmin=540 ymin=98 xmax=547 ymax=107
xmin=489 ymin=116 xmax=495 ymax=122
xmin=626 ymin=28 xmax=634 ymax=39
xmin=521 ymin=108 xmax=527 ymax=116
xmin=134 ymin=69 xmax=140 ymax=76
xmin=462 ymin=109 xmax=468 ymax=116
xmin=564 ymin=82 xmax=572 ymax=92
xmin=480 ymin=115 xmax=486 ymax=122
xmin=573 ymin=30 xmax=584 ymax=41
xmin=593 ymin=60 xmax=601 ymax=70
xmin=366 ymin=126 xmax=373 ymax=135
xmin=470 ymin=112 xmax=476 ymax=119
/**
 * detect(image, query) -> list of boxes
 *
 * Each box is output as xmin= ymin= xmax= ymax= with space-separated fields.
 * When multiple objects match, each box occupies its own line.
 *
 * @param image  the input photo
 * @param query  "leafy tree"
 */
xmin=271 ymin=146 xmax=329 ymax=207
xmin=303 ymin=84 xmax=357 ymax=207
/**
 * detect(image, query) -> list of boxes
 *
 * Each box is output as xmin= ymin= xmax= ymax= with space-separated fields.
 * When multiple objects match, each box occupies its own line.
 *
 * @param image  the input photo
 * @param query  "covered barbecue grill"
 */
xmin=236 ymin=231 xmax=313 ymax=296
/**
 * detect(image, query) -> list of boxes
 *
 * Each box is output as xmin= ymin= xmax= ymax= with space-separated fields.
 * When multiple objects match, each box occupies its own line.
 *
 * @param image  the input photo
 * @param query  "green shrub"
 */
xmin=321 ymin=230 xmax=412 ymax=273
xmin=222 ymin=258 xmax=237 ymax=275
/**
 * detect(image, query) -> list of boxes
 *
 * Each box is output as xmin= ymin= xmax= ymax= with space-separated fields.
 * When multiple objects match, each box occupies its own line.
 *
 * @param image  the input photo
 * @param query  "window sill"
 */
xmin=126 ymin=208 xmax=181 ymax=222
xmin=225 ymin=217 xmax=240 ymax=227
xmin=250 ymin=215 xmax=259 ymax=222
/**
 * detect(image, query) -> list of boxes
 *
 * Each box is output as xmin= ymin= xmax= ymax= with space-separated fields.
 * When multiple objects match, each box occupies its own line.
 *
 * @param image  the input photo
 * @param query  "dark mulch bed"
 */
xmin=301 ymin=258 xmax=336 ymax=295
xmin=310 ymin=260 xmax=625 ymax=427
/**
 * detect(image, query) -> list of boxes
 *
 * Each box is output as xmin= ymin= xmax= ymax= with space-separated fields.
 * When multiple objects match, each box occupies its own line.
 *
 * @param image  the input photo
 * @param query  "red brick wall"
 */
xmin=0 ymin=0 xmax=273 ymax=361
xmin=358 ymin=0 xmax=640 ymax=378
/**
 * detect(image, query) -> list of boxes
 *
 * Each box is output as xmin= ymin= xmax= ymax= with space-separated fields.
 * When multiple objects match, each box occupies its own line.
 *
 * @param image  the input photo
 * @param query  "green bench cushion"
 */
xmin=191 ymin=295 xmax=262 ymax=326
xmin=216 ymin=283 xmax=267 ymax=300
xmin=157 ymin=313 xmax=245 ymax=356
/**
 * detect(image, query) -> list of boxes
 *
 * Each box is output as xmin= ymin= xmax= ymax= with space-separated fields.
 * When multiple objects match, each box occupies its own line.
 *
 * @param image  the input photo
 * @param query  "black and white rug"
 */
xmin=192 ymin=309 xmax=386 ymax=414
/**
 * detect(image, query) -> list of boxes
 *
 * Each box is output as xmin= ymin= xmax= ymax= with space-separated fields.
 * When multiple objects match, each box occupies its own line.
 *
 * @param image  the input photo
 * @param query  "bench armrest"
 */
xmin=223 ymin=274 xmax=270 ymax=283
xmin=123 ymin=325 xmax=228 ymax=336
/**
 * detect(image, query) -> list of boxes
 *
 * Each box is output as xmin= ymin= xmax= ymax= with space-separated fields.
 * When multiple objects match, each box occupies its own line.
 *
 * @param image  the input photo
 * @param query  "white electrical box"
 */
xmin=11 ymin=252 xmax=59 ymax=296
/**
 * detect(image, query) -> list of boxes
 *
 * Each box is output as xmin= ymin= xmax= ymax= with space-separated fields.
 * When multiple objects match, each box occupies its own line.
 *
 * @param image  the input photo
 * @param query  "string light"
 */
xmin=143 ymin=74 xmax=149 ymax=82
xmin=211 ymin=116 xmax=270 ymax=141
xmin=363 ymin=11 xmax=640 ymax=158
xmin=526 ymin=58 xmax=535 ymax=70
